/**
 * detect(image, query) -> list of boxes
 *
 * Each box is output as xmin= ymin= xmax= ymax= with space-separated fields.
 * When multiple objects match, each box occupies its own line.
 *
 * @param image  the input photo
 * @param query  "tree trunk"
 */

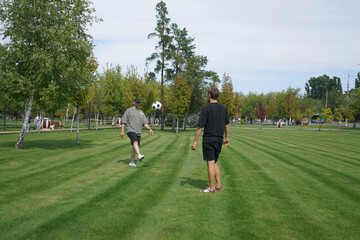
xmin=95 ymin=111 xmax=99 ymax=131
xmin=161 ymin=44 xmax=165 ymax=131
xmin=15 ymin=93 xmax=34 ymax=149
xmin=182 ymin=99 xmax=191 ymax=131
xmin=172 ymin=114 xmax=175 ymax=132
xmin=3 ymin=103 xmax=6 ymax=131
xmin=176 ymin=117 xmax=179 ymax=134
xmin=38 ymin=110 xmax=43 ymax=133
xmin=66 ymin=108 xmax=69 ymax=123
xmin=87 ymin=103 xmax=90 ymax=130
xmin=70 ymin=108 xmax=76 ymax=132
xmin=76 ymin=105 xmax=80 ymax=145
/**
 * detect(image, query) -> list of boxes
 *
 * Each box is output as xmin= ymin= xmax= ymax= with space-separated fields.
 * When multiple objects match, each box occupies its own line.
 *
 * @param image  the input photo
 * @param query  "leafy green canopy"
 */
xmin=0 ymin=0 xmax=99 ymax=107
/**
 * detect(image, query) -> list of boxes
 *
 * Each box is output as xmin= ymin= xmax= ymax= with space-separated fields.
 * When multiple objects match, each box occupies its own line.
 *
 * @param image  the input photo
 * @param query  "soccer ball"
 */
xmin=152 ymin=101 xmax=162 ymax=110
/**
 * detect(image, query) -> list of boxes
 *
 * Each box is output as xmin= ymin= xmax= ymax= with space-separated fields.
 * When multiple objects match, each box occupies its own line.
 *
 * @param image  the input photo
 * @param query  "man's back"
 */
xmin=198 ymin=102 xmax=230 ymax=138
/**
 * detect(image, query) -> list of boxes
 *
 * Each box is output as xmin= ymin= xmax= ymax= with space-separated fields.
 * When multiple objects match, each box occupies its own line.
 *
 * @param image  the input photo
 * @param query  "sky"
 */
xmin=88 ymin=0 xmax=360 ymax=95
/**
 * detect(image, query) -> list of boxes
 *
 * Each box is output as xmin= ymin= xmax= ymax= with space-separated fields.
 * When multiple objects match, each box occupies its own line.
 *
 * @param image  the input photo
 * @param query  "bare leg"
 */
xmin=133 ymin=141 xmax=141 ymax=156
xmin=214 ymin=162 xmax=221 ymax=188
xmin=130 ymin=147 xmax=136 ymax=163
xmin=207 ymin=160 xmax=216 ymax=190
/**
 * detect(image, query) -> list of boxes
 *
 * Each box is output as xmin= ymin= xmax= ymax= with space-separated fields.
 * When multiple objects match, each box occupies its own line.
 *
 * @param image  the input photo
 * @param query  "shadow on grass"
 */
xmin=24 ymin=139 xmax=92 ymax=150
xmin=116 ymin=159 xmax=152 ymax=168
xmin=180 ymin=177 xmax=207 ymax=188
xmin=117 ymin=159 xmax=130 ymax=165
xmin=0 ymin=138 xmax=92 ymax=150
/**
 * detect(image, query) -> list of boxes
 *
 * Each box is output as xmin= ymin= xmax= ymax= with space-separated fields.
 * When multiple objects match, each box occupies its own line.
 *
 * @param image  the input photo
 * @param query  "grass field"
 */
xmin=0 ymin=126 xmax=359 ymax=239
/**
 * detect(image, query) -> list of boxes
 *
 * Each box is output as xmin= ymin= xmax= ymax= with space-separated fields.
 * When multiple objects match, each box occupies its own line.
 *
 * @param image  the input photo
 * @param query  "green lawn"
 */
xmin=0 ymin=127 xmax=359 ymax=239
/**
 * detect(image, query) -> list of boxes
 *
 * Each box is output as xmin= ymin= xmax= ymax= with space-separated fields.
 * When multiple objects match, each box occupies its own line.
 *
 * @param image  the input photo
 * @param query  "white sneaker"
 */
xmin=129 ymin=162 xmax=137 ymax=167
xmin=138 ymin=154 xmax=145 ymax=162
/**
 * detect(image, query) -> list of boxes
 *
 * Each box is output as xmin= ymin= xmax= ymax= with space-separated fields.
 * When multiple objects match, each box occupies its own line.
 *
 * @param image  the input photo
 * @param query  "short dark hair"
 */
xmin=208 ymin=87 xmax=219 ymax=99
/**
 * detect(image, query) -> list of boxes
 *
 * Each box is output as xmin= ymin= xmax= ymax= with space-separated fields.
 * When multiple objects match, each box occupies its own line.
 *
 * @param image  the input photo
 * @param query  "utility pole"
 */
xmin=347 ymin=64 xmax=360 ymax=103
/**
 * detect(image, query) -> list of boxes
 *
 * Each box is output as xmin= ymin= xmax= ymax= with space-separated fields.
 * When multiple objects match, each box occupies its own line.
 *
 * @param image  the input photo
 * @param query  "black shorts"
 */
xmin=202 ymin=137 xmax=223 ymax=162
xmin=127 ymin=132 xmax=141 ymax=146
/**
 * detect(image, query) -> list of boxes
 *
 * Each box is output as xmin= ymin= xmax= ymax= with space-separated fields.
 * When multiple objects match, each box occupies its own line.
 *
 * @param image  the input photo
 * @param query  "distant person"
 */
xmin=121 ymin=98 xmax=153 ymax=167
xmin=191 ymin=87 xmax=230 ymax=193
xmin=34 ymin=114 xmax=41 ymax=132
xmin=27 ymin=116 xmax=32 ymax=131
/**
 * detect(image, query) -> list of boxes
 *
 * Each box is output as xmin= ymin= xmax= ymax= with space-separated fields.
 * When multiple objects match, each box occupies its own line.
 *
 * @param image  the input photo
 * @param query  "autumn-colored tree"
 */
xmin=320 ymin=107 xmax=334 ymax=130
xmin=253 ymin=102 xmax=267 ymax=129
xmin=218 ymin=73 xmax=236 ymax=118
xmin=304 ymin=108 xmax=315 ymax=125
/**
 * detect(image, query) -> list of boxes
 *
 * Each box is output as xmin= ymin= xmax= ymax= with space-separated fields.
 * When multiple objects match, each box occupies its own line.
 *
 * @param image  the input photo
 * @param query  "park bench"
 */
xmin=50 ymin=121 xmax=64 ymax=130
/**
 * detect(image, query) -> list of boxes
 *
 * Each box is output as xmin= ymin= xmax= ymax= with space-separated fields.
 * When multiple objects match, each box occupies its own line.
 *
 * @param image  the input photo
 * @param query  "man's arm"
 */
xmin=191 ymin=126 xmax=203 ymax=150
xmin=121 ymin=123 xmax=126 ymax=138
xmin=224 ymin=124 xmax=229 ymax=146
xmin=144 ymin=123 xmax=153 ymax=135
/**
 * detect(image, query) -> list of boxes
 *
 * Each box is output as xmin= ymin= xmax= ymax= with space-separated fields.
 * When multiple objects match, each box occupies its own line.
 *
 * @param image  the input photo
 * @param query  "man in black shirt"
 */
xmin=191 ymin=87 xmax=230 ymax=193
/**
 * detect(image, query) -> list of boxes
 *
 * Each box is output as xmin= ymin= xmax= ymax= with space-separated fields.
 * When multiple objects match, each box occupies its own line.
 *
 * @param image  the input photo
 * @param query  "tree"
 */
xmin=333 ymin=108 xmax=344 ymax=128
xmin=233 ymin=92 xmax=242 ymax=121
xmin=265 ymin=93 xmax=277 ymax=124
xmin=218 ymin=73 xmax=236 ymax=118
xmin=166 ymin=23 xmax=195 ymax=80
xmin=320 ymin=108 xmax=334 ymax=130
xmin=253 ymin=102 xmax=266 ymax=128
xmin=304 ymin=108 xmax=315 ymax=125
xmin=89 ymin=78 xmax=106 ymax=130
xmin=181 ymin=55 xmax=210 ymax=130
xmin=281 ymin=88 xmax=301 ymax=124
xmin=241 ymin=93 xmax=262 ymax=122
xmin=167 ymin=76 xmax=192 ymax=132
xmin=355 ymin=72 xmax=360 ymax=89
xmin=305 ymin=74 xmax=342 ymax=107
xmin=0 ymin=0 xmax=99 ymax=148
xmin=100 ymin=65 xmax=126 ymax=128
xmin=147 ymin=1 xmax=172 ymax=130
xmin=349 ymin=88 xmax=360 ymax=128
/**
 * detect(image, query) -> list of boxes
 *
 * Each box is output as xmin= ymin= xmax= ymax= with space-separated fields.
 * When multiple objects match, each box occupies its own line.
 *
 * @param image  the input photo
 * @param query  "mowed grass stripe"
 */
xmin=253 ymin=129 xmax=360 ymax=167
xmin=234 ymin=135 xmax=360 ymax=203
xmin=238 ymin=133 xmax=360 ymax=183
xmin=260 ymin=128 xmax=360 ymax=156
xmin=254 ymin=134 xmax=360 ymax=169
xmin=126 ymin=134 xmax=202 ymax=239
xmin=20 ymin=132 xmax=186 ymax=239
xmin=237 ymin=129 xmax=360 ymax=179
xmin=221 ymin=139 xmax=327 ymax=239
xmin=0 ymin=131 xmax=152 ymax=178
xmin=228 ymin=129 xmax=360 ymax=238
xmin=0 ymin=134 xmax=160 ymax=206
xmin=0 ymin=132 xmax=156 ymax=185
xmin=0 ymin=130 xmax=162 ymax=239
xmin=129 ymin=133 xmax=241 ymax=239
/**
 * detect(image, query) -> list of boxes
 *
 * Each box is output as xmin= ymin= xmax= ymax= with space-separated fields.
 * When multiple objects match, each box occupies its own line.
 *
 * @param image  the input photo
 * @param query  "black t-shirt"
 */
xmin=197 ymin=102 xmax=230 ymax=139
